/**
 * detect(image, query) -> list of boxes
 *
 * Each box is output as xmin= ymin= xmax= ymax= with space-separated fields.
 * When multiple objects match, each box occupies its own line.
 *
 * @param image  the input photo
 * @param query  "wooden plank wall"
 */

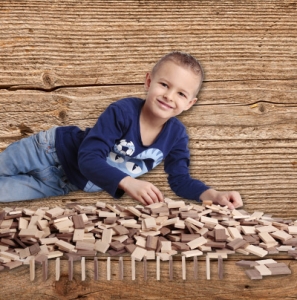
xmin=1 ymin=1 xmax=297 ymax=299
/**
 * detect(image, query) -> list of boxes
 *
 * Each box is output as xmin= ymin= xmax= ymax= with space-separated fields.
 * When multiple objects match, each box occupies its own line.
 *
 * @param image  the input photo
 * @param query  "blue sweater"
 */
xmin=55 ymin=97 xmax=209 ymax=201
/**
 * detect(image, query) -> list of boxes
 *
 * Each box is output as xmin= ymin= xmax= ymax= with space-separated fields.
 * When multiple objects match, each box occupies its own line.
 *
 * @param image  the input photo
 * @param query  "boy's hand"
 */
xmin=119 ymin=176 xmax=164 ymax=206
xmin=200 ymin=188 xmax=243 ymax=210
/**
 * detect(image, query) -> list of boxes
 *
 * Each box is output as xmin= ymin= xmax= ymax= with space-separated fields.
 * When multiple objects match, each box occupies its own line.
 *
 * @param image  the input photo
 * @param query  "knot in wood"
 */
xmin=59 ymin=110 xmax=67 ymax=121
xmin=42 ymin=72 xmax=55 ymax=89
xmin=259 ymin=103 xmax=265 ymax=113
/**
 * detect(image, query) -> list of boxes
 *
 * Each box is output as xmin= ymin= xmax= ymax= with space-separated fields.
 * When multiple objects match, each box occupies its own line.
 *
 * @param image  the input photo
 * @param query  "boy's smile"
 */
xmin=143 ymin=60 xmax=201 ymax=123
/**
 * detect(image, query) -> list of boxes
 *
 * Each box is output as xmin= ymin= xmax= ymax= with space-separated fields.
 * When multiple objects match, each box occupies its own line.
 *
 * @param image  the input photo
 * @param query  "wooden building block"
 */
xmin=94 ymin=257 xmax=99 ymax=281
xmin=205 ymin=241 xmax=226 ymax=249
xmin=206 ymin=255 xmax=210 ymax=280
xmin=270 ymin=230 xmax=292 ymax=242
xmin=94 ymin=240 xmax=109 ymax=253
xmin=29 ymin=243 xmax=41 ymax=255
xmin=81 ymin=257 xmax=86 ymax=281
xmin=256 ymin=259 xmax=277 ymax=265
xmin=40 ymin=237 xmax=59 ymax=245
xmin=125 ymin=244 xmax=137 ymax=254
xmin=112 ymin=235 xmax=128 ymax=243
xmin=18 ymin=218 xmax=29 ymax=230
xmin=47 ymin=251 xmax=64 ymax=259
xmin=162 ymin=217 xmax=179 ymax=227
xmin=218 ymin=255 xmax=224 ymax=280
xmin=241 ymin=226 xmax=256 ymax=235
xmin=200 ymin=216 xmax=218 ymax=225
xmin=245 ymin=245 xmax=268 ymax=257
xmin=207 ymin=253 xmax=228 ymax=259
xmin=214 ymin=228 xmax=228 ymax=242
xmin=110 ymin=240 xmax=125 ymax=251
xmin=55 ymin=257 xmax=60 ymax=281
xmin=227 ymin=238 xmax=248 ymax=250
xmin=4 ymin=260 xmax=23 ymax=270
xmin=245 ymin=269 xmax=263 ymax=280
xmin=161 ymin=241 xmax=172 ymax=253
xmin=187 ymin=236 xmax=208 ymax=250
xmin=113 ymin=225 xmax=129 ymax=236
xmin=144 ymin=250 xmax=156 ymax=260
xmin=228 ymin=227 xmax=243 ymax=239
xmin=268 ymin=265 xmax=291 ymax=275
xmin=119 ymin=256 xmax=124 ymax=280
xmin=73 ymin=229 xmax=85 ymax=242
xmin=255 ymin=264 xmax=272 ymax=276
xmin=102 ymin=228 xmax=113 ymax=244
xmin=146 ymin=235 xmax=158 ymax=250
xmin=181 ymin=234 xmax=200 ymax=242
xmin=30 ymin=257 xmax=35 ymax=281
xmin=131 ymin=246 xmax=147 ymax=261
xmin=106 ymin=204 xmax=121 ymax=215
xmin=72 ymin=215 xmax=85 ymax=229
xmin=76 ymin=241 xmax=95 ymax=251
xmin=236 ymin=260 xmax=259 ymax=267
xmin=167 ymin=201 xmax=185 ymax=209
xmin=258 ymin=232 xmax=278 ymax=247
xmin=143 ymin=217 xmax=157 ymax=229
xmin=181 ymin=250 xmax=203 ymax=258
xmin=18 ymin=228 xmax=39 ymax=238
xmin=135 ymin=236 xmax=146 ymax=248
xmin=249 ymin=211 xmax=264 ymax=220
xmin=255 ymin=225 xmax=278 ymax=233
xmin=0 ymin=251 xmax=20 ymax=261
xmin=276 ymin=245 xmax=294 ymax=252
xmin=182 ymin=255 xmax=186 ymax=280
xmin=126 ymin=206 xmax=142 ymax=217
xmin=46 ymin=207 xmax=64 ymax=219
xmin=184 ymin=217 xmax=204 ymax=228
xmin=55 ymin=239 xmax=76 ymax=253
xmin=160 ymin=227 xmax=171 ymax=236
xmin=98 ymin=211 xmax=116 ymax=218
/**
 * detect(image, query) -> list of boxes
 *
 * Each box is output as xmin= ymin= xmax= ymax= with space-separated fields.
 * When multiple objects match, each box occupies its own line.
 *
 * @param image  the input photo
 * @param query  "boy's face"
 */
xmin=144 ymin=60 xmax=200 ymax=121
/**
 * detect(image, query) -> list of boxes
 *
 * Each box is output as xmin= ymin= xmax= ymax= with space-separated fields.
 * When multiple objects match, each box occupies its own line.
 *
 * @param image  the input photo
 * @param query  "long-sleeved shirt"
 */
xmin=55 ymin=97 xmax=209 ymax=201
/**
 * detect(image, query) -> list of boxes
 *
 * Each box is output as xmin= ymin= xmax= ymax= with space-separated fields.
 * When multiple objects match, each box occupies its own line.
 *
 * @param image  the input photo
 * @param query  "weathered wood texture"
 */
xmin=0 ymin=257 xmax=296 ymax=300
xmin=1 ymin=0 xmax=297 ymax=299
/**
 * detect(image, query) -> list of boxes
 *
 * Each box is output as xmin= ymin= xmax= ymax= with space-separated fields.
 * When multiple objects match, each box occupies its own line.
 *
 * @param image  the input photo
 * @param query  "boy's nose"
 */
xmin=164 ymin=90 xmax=174 ymax=101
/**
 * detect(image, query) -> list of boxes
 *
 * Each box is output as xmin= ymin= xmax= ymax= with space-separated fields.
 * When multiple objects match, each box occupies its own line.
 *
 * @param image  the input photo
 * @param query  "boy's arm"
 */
xmin=164 ymin=129 xmax=243 ymax=209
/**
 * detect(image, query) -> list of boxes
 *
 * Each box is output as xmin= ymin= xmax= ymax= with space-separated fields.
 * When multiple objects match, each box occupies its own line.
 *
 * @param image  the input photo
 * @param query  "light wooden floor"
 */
xmin=1 ymin=1 xmax=297 ymax=299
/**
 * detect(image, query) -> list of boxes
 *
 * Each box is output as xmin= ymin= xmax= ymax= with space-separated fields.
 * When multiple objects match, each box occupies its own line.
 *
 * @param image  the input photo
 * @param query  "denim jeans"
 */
xmin=0 ymin=127 xmax=78 ymax=202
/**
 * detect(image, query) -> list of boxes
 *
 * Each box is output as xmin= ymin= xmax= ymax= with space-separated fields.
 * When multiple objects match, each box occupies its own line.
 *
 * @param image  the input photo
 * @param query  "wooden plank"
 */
xmin=0 ymin=1 xmax=297 ymax=298
xmin=1 ymin=1 xmax=297 ymax=88
xmin=2 ymin=258 xmax=295 ymax=299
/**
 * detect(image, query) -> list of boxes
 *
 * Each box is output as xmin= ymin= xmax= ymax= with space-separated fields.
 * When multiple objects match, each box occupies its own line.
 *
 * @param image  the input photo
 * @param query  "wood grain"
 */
xmin=0 ymin=257 xmax=296 ymax=300
xmin=1 ymin=1 xmax=297 ymax=88
xmin=1 ymin=0 xmax=297 ymax=298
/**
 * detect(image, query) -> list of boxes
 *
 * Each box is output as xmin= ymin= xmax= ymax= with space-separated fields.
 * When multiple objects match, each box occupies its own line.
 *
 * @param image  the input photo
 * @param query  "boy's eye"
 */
xmin=160 ymin=82 xmax=168 ymax=87
xmin=179 ymin=92 xmax=186 ymax=98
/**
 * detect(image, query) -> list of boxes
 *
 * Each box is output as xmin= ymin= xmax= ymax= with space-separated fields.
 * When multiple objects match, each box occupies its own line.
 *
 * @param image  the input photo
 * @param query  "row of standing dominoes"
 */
xmin=28 ymin=254 xmax=224 ymax=281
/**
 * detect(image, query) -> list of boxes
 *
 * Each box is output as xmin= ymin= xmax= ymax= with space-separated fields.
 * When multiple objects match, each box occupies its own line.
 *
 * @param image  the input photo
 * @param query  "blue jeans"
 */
xmin=0 ymin=127 xmax=78 ymax=202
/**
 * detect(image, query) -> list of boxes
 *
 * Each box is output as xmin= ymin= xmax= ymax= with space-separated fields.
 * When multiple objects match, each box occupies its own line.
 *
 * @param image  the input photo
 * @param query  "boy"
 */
xmin=0 ymin=51 xmax=243 ymax=209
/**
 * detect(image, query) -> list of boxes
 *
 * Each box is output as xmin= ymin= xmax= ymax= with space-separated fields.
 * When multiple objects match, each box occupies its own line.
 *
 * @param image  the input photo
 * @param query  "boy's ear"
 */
xmin=144 ymin=72 xmax=151 ymax=91
xmin=184 ymin=98 xmax=197 ymax=111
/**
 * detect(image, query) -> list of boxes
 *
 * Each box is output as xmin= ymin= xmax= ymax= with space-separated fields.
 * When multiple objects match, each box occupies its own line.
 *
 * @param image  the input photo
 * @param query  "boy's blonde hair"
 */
xmin=152 ymin=51 xmax=204 ymax=95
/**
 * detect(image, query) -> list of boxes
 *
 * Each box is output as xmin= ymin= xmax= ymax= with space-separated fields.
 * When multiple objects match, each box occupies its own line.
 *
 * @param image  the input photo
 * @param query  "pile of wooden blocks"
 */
xmin=236 ymin=259 xmax=291 ymax=279
xmin=0 ymin=198 xmax=295 ymax=280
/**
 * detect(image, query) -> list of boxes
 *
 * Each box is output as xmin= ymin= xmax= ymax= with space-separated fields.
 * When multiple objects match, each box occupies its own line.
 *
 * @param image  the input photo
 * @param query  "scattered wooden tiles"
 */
xmin=237 ymin=259 xmax=291 ymax=279
xmin=0 ymin=201 xmax=296 ymax=281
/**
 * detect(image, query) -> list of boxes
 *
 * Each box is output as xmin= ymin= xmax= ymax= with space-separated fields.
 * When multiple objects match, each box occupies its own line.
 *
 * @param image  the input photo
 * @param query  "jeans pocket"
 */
xmin=29 ymin=165 xmax=60 ymax=182
xmin=34 ymin=127 xmax=57 ymax=153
